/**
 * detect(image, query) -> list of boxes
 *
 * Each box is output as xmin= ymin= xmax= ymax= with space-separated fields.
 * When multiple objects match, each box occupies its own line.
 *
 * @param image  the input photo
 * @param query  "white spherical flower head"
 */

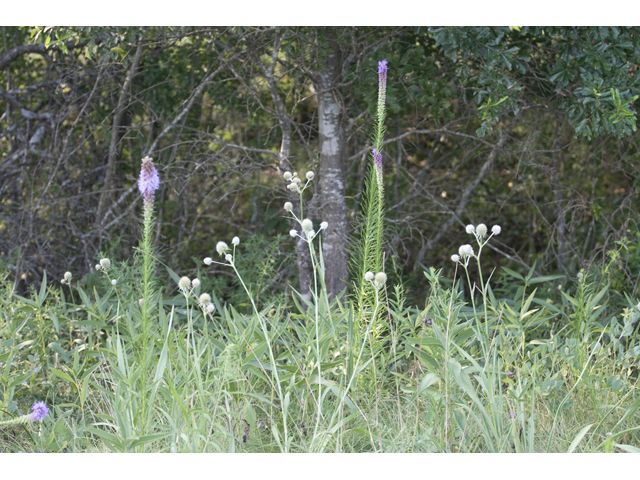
xmin=306 ymin=171 xmax=315 ymax=181
xmin=232 ymin=236 xmax=240 ymax=246
xmin=293 ymin=177 xmax=302 ymax=185
xmin=207 ymin=303 xmax=215 ymax=313
xmin=100 ymin=258 xmax=111 ymax=269
xmin=466 ymin=224 xmax=475 ymax=235
xmin=307 ymin=229 xmax=316 ymax=239
xmin=301 ymin=218 xmax=313 ymax=232
xmin=138 ymin=298 xmax=144 ymax=307
xmin=476 ymin=223 xmax=487 ymax=237
xmin=178 ymin=276 xmax=191 ymax=289
xmin=192 ymin=278 xmax=201 ymax=288
xmin=199 ymin=293 xmax=211 ymax=306
xmin=95 ymin=264 xmax=101 ymax=270
xmin=203 ymin=257 xmax=212 ymax=265
xmin=216 ymin=241 xmax=229 ymax=256
xmin=283 ymin=171 xmax=293 ymax=181
xmin=289 ymin=229 xmax=298 ymax=238
xmin=60 ymin=279 xmax=66 ymax=285
xmin=375 ymin=272 xmax=387 ymax=285
xmin=111 ymin=279 xmax=117 ymax=286
xmin=320 ymin=221 xmax=328 ymax=230
xmin=458 ymin=244 xmax=474 ymax=257
xmin=287 ymin=183 xmax=299 ymax=192
xmin=64 ymin=271 xmax=72 ymax=282
xmin=492 ymin=225 xmax=501 ymax=236
xmin=451 ymin=254 xmax=460 ymax=263
xmin=364 ymin=271 xmax=375 ymax=282
xmin=225 ymin=253 xmax=233 ymax=263
xmin=284 ymin=202 xmax=293 ymax=212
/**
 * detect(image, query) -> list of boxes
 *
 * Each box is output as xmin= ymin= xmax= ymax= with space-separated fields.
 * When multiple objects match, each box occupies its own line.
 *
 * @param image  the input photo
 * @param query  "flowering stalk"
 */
xmin=0 ymin=401 xmax=49 ymax=426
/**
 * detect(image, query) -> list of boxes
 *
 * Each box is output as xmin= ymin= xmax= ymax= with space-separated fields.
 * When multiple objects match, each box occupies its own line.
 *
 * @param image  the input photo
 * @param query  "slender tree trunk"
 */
xmin=316 ymin=30 xmax=349 ymax=298
xmin=550 ymin=114 xmax=567 ymax=272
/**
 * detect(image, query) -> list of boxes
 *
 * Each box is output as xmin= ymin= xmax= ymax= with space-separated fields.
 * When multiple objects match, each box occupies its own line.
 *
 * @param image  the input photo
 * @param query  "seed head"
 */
xmin=111 ymin=279 xmax=117 ymax=286
xmin=320 ymin=221 xmax=328 ymax=230
xmin=284 ymin=202 xmax=293 ymax=212
xmin=199 ymin=293 xmax=211 ymax=306
xmin=178 ymin=276 xmax=191 ymax=290
xmin=289 ymin=229 xmax=298 ymax=238
xmin=365 ymin=271 xmax=374 ymax=282
xmin=451 ymin=254 xmax=460 ymax=263
xmin=204 ymin=257 xmax=212 ymax=265
xmin=216 ymin=241 xmax=229 ymax=256
xmin=466 ymin=224 xmax=475 ymax=234
xmin=492 ymin=225 xmax=501 ymax=236
xmin=232 ymin=236 xmax=240 ymax=246
xmin=306 ymin=171 xmax=314 ymax=181
xmin=301 ymin=219 xmax=313 ymax=231
xmin=283 ymin=171 xmax=293 ymax=181
xmin=375 ymin=272 xmax=387 ymax=286
xmin=476 ymin=223 xmax=487 ymax=237
xmin=64 ymin=271 xmax=72 ymax=282
xmin=100 ymin=258 xmax=111 ymax=270
xmin=192 ymin=278 xmax=201 ymax=288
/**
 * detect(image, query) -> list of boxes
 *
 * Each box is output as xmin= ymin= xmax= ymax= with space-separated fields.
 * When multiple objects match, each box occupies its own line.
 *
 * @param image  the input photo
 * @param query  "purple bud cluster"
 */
xmin=378 ymin=60 xmax=388 ymax=87
xmin=372 ymin=148 xmax=382 ymax=172
xmin=138 ymin=156 xmax=160 ymax=206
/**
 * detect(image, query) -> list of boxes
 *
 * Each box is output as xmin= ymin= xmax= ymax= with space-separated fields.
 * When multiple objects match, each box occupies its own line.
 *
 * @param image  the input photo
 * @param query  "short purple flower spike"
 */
xmin=378 ymin=60 xmax=388 ymax=86
xmin=138 ymin=156 xmax=160 ymax=201
xmin=372 ymin=148 xmax=382 ymax=172
xmin=29 ymin=401 xmax=49 ymax=422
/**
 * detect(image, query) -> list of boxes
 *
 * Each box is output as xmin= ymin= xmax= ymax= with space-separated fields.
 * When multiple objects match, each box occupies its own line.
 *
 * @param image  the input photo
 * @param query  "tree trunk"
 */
xmin=316 ymin=31 xmax=349 ymax=298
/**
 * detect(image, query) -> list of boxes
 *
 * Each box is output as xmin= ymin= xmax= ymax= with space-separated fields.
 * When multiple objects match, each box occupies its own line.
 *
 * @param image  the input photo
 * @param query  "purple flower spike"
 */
xmin=372 ymin=148 xmax=382 ymax=172
xmin=378 ymin=60 xmax=388 ymax=86
xmin=29 ymin=401 xmax=49 ymax=422
xmin=138 ymin=156 xmax=160 ymax=202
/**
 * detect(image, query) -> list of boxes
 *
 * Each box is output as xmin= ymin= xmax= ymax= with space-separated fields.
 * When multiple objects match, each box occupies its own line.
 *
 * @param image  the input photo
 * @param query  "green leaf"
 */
xmin=567 ymin=424 xmax=592 ymax=453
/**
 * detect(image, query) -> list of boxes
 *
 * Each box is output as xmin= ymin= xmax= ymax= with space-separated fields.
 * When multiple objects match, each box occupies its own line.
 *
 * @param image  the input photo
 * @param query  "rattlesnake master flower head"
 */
xmin=232 ymin=236 xmax=240 ymax=246
xmin=289 ymin=229 xmax=298 ymax=238
xmin=95 ymin=264 xmax=100 ymax=270
xmin=203 ymin=257 xmax=212 ymax=265
xmin=466 ymin=224 xmax=475 ymax=234
xmin=199 ymin=293 xmax=211 ymax=306
xmin=307 ymin=229 xmax=316 ymax=239
xmin=459 ymin=244 xmax=474 ymax=257
xmin=320 ymin=221 xmax=328 ymax=230
xmin=178 ymin=276 xmax=191 ymax=290
xmin=492 ymin=225 xmax=501 ymax=236
xmin=476 ymin=223 xmax=487 ymax=237
xmin=139 ymin=298 xmax=144 ymax=307
xmin=284 ymin=202 xmax=293 ymax=212
xmin=305 ymin=171 xmax=314 ymax=181
xmin=138 ymin=156 xmax=160 ymax=200
xmin=451 ymin=254 xmax=460 ymax=263
xmin=100 ymin=258 xmax=111 ymax=270
xmin=293 ymin=177 xmax=302 ymax=185
xmin=216 ymin=241 xmax=229 ymax=256
xmin=29 ymin=401 xmax=49 ymax=422
xmin=364 ymin=271 xmax=375 ymax=282
xmin=64 ymin=271 xmax=72 ymax=282
xmin=192 ymin=278 xmax=201 ymax=288
xmin=111 ymin=279 xmax=117 ymax=286
xmin=301 ymin=218 xmax=313 ymax=231
xmin=375 ymin=272 xmax=387 ymax=285
xmin=283 ymin=171 xmax=293 ymax=181
xmin=207 ymin=303 xmax=215 ymax=313
xmin=225 ymin=253 xmax=233 ymax=263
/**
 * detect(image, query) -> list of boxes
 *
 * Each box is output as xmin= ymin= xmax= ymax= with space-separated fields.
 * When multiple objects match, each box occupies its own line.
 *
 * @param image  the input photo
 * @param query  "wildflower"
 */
xmin=284 ymin=202 xmax=293 ymax=212
xmin=60 ymin=279 xmax=66 ymax=285
xmin=178 ymin=276 xmax=191 ymax=290
xmin=293 ymin=177 xmax=302 ymax=185
xmin=476 ymin=223 xmax=487 ymax=237
xmin=320 ymin=221 xmax=328 ymax=230
xmin=492 ymin=225 xmax=501 ymax=236
xmin=365 ymin=271 xmax=374 ymax=282
xmin=301 ymin=219 xmax=313 ymax=232
xmin=138 ymin=156 xmax=160 ymax=205
xmin=95 ymin=264 xmax=100 ymax=270
xmin=28 ymin=402 xmax=49 ymax=422
xmin=192 ymin=278 xmax=201 ymax=288
xmin=225 ymin=253 xmax=233 ymax=263
xmin=287 ymin=183 xmax=299 ymax=192
xmin=421 ymin=317 xmax=432 ymax=325
xmin=207 ymin=303 xmax=215 ymax=313
xmin=199 ymin=293 xmax=211 ymax=306
xmin=577 ymin=272 xmax=583 ymax=280
xmin=111 ymin=279 xmax=117 ymax=286
xmin=289 ymin=229 xmax=298 ymax=238
xmin=216 ymin=241 xmax=229 ymax=256
xmin=375 ymin=272 xmax=387 ymax=286
xmin=100 ymin=258 xmax=111 ymax=270
xmin=232 ymin=236 xmax=240 ymax=246
xmin=509 ymin=412 xmax=516 ymax=419
xmin=306 ymin=171 xmax=314 ymax=181
xmin=283 ymin=171 xmax=293 ymax=181
xmin=378 ymin=59 xmax=388 ymax=87
xmin=204 ymin=257 xmax=212 ymax=265
xmin=466 ymin=224 xmax=475 ymax=234
xmin=64 ymin=271 xmax=72 ymax=282
xmin=139 ymin=299 xmax=144 ymax=307
xmin=459 ymin=244 xmax=474 ymax=257
xmin=451 ymin=254 xmax=460 ymax=263
xmin=372 ymin=148 xmax=382 ymax=172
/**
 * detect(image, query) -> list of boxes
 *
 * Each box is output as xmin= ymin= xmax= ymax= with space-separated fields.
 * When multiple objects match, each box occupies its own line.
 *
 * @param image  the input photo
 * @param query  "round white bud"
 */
xmin=111 ymin=279 xmax=117 ymax=286
xmin=287 ymin=183 xmax=299 ymax=192
xmin=192 ymin=278 xmax=201 ymax=288
xmin=306 ymin=171 xmax=315 ymax=181
xmin=293 ymin=177 xmax=302 ymax=185
xmin=301 ymin=219 xmax=313 ymax=231
xmin=459 ymin=244 xmax=474 ymax=257
xmin=375 ymin=272 xmax=387 ymax=285
xmin=365 ymin=271 xmax=375 ymax=282
xmin=139 ymin=298 xmax=144 ymax=307
xmin=204 ymin=257 xmax=212 ymax=265
xmin=216 ymin=241 xmax=229 ymax=256
xmin=307 ymin=229 xmax=315 ymax=238
xmin=492 ymin=225 xmax=501 ymax=236
xmin=199 ymin=293 xmax=211 ymax=306
xmin=451 ymin=254 xmax=460 ymax=263
xmin=64 ymin=271 xmax=72 ymax=282
xmin=60 ymin=279 xmax=66 ymax=284
xmin=178 ymin=276 xmax=191 ymax=289
xmin=289 ymin=229 xmax=298 ymax=238
xmin=232 ymin=236 xmax=240 ymax=246
xmin=100 ymin=258 xmax=111 ymax=269
xmin=284 ymin=202 xmax=293 ymax=212
xmin=95 ymin=264 xmax=101 ymax=270
xmin=465 ymin=225 xmax=475 ymax=234
xmin=476 ymin=223 xmax=487 ymax=237
xmin=320 ymin=221 xmax=328 ymax=230
xmin=225 ymin=253 xmax=233 ymax=263
xmin=207 ymin=303 xmax=215 ymax=313
xmin=283 ymin=171 xmax=293 ymax=181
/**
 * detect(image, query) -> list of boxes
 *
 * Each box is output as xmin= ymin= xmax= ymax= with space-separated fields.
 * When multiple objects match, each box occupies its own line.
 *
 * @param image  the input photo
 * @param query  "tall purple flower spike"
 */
xmin=372 ymin=148 xmax=382 ymax=172
xmin=378 ymin=60 xmax=388 ymax=87
xmin=29 ymin=401 xmax=49 ymax=422
xmin=138 ymin=156 xmax=160 ymax=205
